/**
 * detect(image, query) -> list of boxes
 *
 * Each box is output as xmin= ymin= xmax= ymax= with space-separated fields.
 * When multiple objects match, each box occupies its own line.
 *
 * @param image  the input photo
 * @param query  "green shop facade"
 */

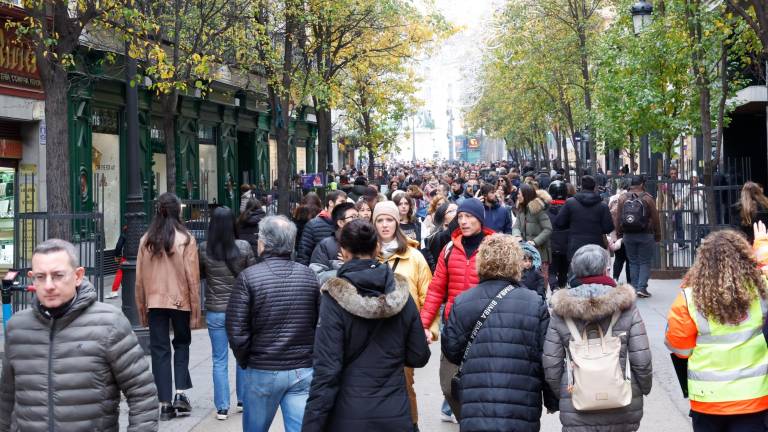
xmin=66 ymin=63 xmax=317 ymax=252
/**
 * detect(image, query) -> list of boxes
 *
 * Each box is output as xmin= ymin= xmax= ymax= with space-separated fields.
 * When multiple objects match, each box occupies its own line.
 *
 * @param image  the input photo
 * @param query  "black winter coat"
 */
xmin=547 ymin=201 xmax=569 ymax=255
xmin=521 ymin=268 xmax=546 ymax=300
xmin=302 ymin=259 xmax=430 ymax=432
xmin=297 ymin=215 xmax=336 ymax=265
xmin=554 ymin=191 xmax=614 ymax=258
xmin=424 ymin=219 xmax=459 ymax=272
xmin=442 ymin=279 xmax=557 ymax=432
xmin=237 ymin=208 xmax=266 ymax=255
xmin=199 ymin=240 xmax=257 ymax=312
xmin=347 ymin=184 xmax=369 ymax=202
xmin=309 ymin=235 xmax=341 ymax=284
xmin=226 ymin=255 xmax=320 ymax=370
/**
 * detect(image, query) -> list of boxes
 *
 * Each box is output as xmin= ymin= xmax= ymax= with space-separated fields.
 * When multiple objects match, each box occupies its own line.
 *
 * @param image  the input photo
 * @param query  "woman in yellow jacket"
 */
xmin=373 ymin=201 xmax=434 ymax=432
xmin=665 ymin=223 xmax=768 ymax=431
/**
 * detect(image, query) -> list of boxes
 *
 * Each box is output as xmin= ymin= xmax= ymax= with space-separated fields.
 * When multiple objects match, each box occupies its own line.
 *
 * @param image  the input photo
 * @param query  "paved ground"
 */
xmin=159 ymin=278 xmax=693 ymax=432
xmin=3 ymin=275 xmax=694 ymax=431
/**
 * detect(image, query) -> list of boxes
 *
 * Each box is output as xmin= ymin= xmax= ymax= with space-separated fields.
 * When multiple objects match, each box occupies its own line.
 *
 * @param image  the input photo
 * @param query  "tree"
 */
xmin=137 ymin=0 xmax=242 ymax=194
xmin=12 ymin=0 xmax=150 ymax=235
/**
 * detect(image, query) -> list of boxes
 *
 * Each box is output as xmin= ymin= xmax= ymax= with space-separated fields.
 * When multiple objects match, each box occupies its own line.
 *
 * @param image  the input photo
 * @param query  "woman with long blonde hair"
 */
xmin=734 ymin=181 xmax=768 ymax=242
xmin=665 ymin=226 xmax=768 ymax=431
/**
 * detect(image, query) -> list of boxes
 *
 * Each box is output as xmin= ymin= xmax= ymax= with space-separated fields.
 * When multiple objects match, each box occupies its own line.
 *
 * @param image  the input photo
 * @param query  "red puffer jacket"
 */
xmin=420 ymin=227 xmax=495 ymax=329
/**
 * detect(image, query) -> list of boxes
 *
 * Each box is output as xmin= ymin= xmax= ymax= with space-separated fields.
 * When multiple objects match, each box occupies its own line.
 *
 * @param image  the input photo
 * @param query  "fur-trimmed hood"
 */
xmin=527 ymin=189 xmax=552 ymax=215
xmin=321 ymin=273 xmax=411 ymax=319
xmin=550 ymin=283 xmax=636 ymax=322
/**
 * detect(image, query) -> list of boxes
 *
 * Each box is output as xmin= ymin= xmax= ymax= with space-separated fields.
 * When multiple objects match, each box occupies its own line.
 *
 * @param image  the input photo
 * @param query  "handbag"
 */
xmin=450 ymin=284 xmax=515 ymax=402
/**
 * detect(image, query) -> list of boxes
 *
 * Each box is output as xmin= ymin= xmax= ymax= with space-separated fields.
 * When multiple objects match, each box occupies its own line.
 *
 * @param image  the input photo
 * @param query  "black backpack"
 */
xmin=621 ymin=192 xmax=648 ymax=232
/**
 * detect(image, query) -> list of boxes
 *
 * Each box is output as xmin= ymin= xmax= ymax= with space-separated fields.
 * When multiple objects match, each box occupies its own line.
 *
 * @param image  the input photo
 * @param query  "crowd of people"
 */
xmin=1 ymin=159 xmax=768 ymax=432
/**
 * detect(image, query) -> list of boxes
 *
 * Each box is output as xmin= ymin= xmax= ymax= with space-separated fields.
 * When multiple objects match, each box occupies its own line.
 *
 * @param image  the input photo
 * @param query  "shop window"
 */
xmin=92 ymin=107 xmax=119 ymax=135
xmin=198 ymin=124 xmax=215 ymax=143
xmin=199 ymin=144 xmax=218 ymax=202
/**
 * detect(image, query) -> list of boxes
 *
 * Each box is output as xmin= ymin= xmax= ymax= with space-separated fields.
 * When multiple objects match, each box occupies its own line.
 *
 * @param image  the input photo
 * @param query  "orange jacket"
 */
xmin=664 ymin=236 xmax=768 ymax=415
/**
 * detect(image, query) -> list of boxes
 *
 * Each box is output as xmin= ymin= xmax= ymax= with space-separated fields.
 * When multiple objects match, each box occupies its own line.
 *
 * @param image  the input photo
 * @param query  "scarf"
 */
xmin=380 ymin=240 xmax=399 ymax=260
xmin=579 ymin=275 xmax=617 ymax=287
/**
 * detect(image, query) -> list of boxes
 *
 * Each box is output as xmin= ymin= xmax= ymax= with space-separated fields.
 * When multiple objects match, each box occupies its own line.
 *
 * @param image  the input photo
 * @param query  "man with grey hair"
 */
xmin=226 ymin=216 xmax=320 ymax=431
xmin=0 ymin=239 xmax=158 ymax=432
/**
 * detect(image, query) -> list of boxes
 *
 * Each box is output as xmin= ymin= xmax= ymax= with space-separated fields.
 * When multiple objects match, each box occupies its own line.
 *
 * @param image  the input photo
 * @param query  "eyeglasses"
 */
xmin=343 ymin=214 xmax=359 ymax=221
xmin=31 ymin=271 xmax=73 ymax=285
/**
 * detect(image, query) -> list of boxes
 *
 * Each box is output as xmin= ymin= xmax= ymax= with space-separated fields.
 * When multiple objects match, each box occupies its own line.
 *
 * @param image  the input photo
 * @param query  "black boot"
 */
xmin=159 ymin=403 xmax=176 ymax=421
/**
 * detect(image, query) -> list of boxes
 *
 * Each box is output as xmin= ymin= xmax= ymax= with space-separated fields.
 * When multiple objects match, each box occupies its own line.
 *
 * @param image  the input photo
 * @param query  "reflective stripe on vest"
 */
xmin=684 ymin=287 xmax=768 ymax=403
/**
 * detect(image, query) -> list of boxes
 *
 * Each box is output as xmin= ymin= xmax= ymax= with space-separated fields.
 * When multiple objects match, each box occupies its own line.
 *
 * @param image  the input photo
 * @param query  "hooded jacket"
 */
xmin=554 ymin=191 xmax=614 ymax=258
xmin=420 ymin=227 xmax=495 ymax=329
xmin=547 ymin=199 xmax=569 ymax=255
xmin=226 ymin=255 xmax=320 ymax=370
xmin=302 ymin=260 xmax=431 ymax=432
xmin=0 ymin=281 xmax=158 ymax=432
xmin=198 ymin=240 xmax=257 ymax=312
xmin=443 ymin=279 xmax=557 ymax=432
xmin=513 ymin=189 xmax=554 ymax=261
xmin=297 ymin=212 xmax=336 ymax=265
xmin=423 ymin=218 xmax=459 ymax=272
xmin=347 ymin=184 xmax=369 ymax=202
xmin=543 ymin=284 xmax=652 ymax=432
xmin=237 ymin=207 xmax=266 ymax=255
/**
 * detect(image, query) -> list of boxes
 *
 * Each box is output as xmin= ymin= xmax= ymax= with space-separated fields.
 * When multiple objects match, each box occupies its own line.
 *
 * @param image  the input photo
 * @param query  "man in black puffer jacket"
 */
xmin=442 ymin=234 xmax=557 ymax=432
xmin=297 ymin=190 xmax=347 ymax=265
xmin=554 ymin=175 xmax=614 ymax=259
xmin=226 ymin=215 xmax=320 ymax=430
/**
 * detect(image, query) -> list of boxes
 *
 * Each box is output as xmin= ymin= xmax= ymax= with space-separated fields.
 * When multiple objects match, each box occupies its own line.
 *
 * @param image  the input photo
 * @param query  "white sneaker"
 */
xmin=216 ymin=409 xmax=228 ymax=420
xmin=440 ymin=413 xmax=458 ymax=424
xmin=105 ymin=292 xmax=119 ymax=299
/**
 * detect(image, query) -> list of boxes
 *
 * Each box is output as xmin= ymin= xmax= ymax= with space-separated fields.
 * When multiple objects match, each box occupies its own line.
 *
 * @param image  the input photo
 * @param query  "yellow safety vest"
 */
xmin=684 ymin=287 xmax=768 ymax=403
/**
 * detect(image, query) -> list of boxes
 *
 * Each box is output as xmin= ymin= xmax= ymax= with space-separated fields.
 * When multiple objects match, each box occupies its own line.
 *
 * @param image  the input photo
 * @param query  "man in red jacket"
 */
xmin=420 ymin=197 xmax=494 ymax=420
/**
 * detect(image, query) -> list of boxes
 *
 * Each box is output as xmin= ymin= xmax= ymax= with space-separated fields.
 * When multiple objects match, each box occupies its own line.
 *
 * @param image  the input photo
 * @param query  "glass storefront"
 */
xmin=199 ymin=144 xmax=218 ymax=202
xmin=0 ymin=166 xmax=14 ymax=267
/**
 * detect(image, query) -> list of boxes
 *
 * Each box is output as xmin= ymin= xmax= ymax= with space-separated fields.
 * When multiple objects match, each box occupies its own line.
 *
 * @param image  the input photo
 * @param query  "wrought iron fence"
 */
xmin=12 ymin=174 xmax=105 ymax=312
xmin=605 ymin=157 xmax=750 ymax=275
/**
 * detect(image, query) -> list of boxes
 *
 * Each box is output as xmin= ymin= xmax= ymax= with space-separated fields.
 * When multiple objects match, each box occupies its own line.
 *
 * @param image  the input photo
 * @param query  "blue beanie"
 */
xmin=457 ymin=198 xmax=485 ymax=225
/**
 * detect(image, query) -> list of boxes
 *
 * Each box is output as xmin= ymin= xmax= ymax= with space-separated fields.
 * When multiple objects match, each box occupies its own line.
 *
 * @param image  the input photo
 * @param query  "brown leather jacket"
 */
xmin=135 ymin=230 xmax=201 ymax=327
xmin=615 ymin=186 xmax=661 ymax=242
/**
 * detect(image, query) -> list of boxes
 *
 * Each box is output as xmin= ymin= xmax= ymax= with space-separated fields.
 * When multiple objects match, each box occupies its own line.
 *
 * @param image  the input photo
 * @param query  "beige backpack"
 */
xmin=564 ymin=311 xmax=632 ymax=411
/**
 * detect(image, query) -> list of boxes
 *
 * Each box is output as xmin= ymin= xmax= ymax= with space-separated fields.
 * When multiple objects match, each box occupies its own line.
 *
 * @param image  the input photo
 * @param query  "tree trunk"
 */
xmin=714 ymin=41 xmax=728 ymax=171
xmin=367 ymin=146 xmax=375 ymax=180
xmin=276 ymin=3 xmax=297 ymax=217
xmin=315 ymin=102 xmax=331 ymax=175
xmin=160 ymin=92 xmax=179 ymax=194
xmin=577 ymin=26 xmax=596 ymax=174
xmin=43 ymin=67 xmax=71 ymax=238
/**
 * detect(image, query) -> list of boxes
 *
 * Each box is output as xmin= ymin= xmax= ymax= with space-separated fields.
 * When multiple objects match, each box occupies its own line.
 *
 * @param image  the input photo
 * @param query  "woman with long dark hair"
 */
xmin=512 ymin=183 xmax=553 ymax=290
xmin=302 ymin=219 xmax=430 ymax=431
xmin=199 ymin=207 xmax=256 ymax=420
xmin=237 ymin=198 xmax=266 ymax=255
xmin=136 ymin=192 xmax=200 ymax=420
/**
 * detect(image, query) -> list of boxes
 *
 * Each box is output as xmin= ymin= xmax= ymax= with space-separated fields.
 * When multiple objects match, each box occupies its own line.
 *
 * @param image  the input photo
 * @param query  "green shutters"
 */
xmin=68 ymin=83 xmax=93 ymax=214
xmin=218 ymin=121 xmax=238 ymax=210
xmin=176 ymin=117 xmax=199 ymax=199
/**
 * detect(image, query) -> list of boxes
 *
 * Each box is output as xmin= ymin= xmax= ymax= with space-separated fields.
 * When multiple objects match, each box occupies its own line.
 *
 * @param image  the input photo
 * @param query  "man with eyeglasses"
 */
xmin=309 ymin=202 xmax=358 ymax=283
xmin=0 ymin=239 xmax=158 ymax=431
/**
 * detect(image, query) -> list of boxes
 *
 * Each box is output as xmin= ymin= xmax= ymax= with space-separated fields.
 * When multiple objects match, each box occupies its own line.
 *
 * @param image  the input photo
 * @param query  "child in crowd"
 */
xmin=520 ymin=242 xmax=546 ymax=300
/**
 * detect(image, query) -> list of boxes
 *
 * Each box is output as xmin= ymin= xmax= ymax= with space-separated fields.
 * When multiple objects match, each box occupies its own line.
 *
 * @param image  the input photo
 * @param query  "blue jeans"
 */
xmin=623 ymin=233 xmax=655 ymax=292
xmin=206 ymin=312 xmax=245 ymax=411
xmin=242 ymin=367 xmax=313 ymax=432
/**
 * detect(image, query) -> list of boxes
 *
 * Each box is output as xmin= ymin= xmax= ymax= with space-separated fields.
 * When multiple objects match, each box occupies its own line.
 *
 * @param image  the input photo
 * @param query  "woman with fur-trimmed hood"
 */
xmin=442 ymin=234 xmax=557 ymax=431
xmin=543 ymin=244 xmax=652 ymax=432
xmin=302 ymin=219 xmax=431 ymax=432
xmin=512 ymin=184 xmax=553 ymax=287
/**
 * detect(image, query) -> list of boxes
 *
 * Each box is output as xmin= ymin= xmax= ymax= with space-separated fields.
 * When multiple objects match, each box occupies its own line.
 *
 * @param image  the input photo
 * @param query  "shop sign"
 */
xmin=0 ymin=138 xmax=22 ymax=159
xmin=0 ymin=21 xmax=43 ymax=100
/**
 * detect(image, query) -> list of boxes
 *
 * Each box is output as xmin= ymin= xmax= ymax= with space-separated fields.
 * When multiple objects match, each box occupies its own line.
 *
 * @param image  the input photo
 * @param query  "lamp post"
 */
xmin=121 ymin=42 xmax=149 ymax=352
xmin=631 ymin=0 xmax=653 ymax=177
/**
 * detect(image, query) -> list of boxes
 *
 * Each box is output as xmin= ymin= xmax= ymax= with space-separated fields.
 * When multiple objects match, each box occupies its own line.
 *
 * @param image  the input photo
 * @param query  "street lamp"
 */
xmin=631 ymin=0 xmax=654 ymax=35
xmin=631 ymin=0 xmax=653 ymax=177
